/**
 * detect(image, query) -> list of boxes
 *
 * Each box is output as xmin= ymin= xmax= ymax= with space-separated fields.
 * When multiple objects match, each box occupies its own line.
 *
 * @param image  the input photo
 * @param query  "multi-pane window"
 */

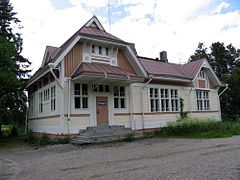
xmin=198 ymin=70 xmax=206 ymax=79
xmin=150 ymin=88 xmax=159 ymax=112
xmin=171 ymin=89 xmax=179 ymax=111
xmin=43 ymin=89 xmax=49 ymax=102
xmin=114 ymin=86 xmax=125 ymax=109
xmin=91 ymin=45 xmax=95 ymax=54
xmin=39 ymin=92 xmax=43 ymax=113
xmin=50 ymin=86 xmax=56 ymax=111
xmin=99 ymin=46 xmax=102 ymax=55
xmin=92 ymin=84 xmax=110 ymax=92
xmin=74 ymin=83 xmax=88 ymax=109
xmin=196 ymin=90 xmax=210 ymax=110
xmin=161 ymin=89 xmax=169 ymax=111
xmin=149 ymin=88 xmax=179 ymax=112
xmin=29 ymin=96 xmax=34 ymax=115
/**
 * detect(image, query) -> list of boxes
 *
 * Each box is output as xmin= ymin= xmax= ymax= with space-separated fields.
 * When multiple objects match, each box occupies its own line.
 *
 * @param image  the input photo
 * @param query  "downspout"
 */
xmin=142 ymin=76 xmax=153 ymax=130
xmin=188 ymin=80 xmax=195 ymax=116
xmin=67 ymin=79 xmax=71 ymax=134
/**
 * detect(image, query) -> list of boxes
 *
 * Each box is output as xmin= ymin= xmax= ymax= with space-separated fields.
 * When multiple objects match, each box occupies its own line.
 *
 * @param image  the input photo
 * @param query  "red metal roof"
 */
xmin=72 ymin=62 xmax=142 ymax=81
xmin=138 ymin=56 xmax=198 ymax=80
xmin=181 ymin=59 xmax=205 ymax=78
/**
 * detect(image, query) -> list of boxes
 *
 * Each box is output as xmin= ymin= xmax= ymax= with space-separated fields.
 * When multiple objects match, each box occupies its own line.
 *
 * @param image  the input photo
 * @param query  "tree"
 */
xmin=189 ymin=42 xmax=209 ymax=62
xmin=0 ymin=0 xmax=31 ymax=136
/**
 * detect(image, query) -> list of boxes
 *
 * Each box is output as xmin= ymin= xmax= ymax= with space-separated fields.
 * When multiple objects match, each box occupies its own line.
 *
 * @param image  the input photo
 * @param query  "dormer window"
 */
xmin=106 ymin=48 xmax=109 ymax=56
xmin=92 ymin=45 xmax=95 ymax=53
xmin=99 ymin=46 xmax=102 ymax=55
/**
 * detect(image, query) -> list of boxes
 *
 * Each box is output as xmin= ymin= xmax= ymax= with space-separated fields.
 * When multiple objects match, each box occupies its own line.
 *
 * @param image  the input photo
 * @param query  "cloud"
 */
xmin=10 ymin=0 xmax=240 ymax=73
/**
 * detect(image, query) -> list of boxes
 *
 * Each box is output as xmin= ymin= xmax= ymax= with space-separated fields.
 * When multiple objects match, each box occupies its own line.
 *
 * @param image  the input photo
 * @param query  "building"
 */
xmin=26 ymin=16 xmax=222 ymax=135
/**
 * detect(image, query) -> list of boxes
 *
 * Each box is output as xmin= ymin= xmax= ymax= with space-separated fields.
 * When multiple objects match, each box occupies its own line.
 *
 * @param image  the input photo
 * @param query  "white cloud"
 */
xmin=10 ymin=0 xmax=240 ymax=74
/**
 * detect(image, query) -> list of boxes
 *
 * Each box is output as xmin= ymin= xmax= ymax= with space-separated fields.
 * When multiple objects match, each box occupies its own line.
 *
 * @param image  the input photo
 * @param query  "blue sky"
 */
xmin=11 ymin=0 xmax=240 ymax=73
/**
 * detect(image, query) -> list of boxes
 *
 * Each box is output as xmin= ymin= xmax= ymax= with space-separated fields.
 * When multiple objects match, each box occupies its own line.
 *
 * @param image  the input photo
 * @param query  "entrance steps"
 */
xmin=71 ymin=125 xmax=143 ymax=144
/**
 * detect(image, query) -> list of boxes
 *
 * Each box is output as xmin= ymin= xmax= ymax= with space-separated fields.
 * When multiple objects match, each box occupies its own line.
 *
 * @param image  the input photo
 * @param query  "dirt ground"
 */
xmin=0 ymin=136 xmax=240 ymax=180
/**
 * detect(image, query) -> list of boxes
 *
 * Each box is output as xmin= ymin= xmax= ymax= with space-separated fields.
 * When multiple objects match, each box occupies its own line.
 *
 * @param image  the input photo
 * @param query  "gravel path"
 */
xmin=0 ymin=136 xmax=240 ymax=180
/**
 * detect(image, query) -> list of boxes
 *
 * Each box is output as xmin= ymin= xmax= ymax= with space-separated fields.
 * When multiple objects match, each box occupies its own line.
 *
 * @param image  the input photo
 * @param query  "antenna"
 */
xmin=108 ymin=0 xmax=111 ymax=32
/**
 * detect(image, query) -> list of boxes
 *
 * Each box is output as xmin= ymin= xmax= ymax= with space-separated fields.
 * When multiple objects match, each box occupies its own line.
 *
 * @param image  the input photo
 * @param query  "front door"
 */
xmin=96 ymin=97 xmax=108 ymax=125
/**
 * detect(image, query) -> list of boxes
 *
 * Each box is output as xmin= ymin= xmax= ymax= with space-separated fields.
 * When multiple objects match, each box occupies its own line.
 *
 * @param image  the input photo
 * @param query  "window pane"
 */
xmin=166 ymin=99 xmax=169 ymax=111
xmin=161 ymin=89 xmax=164 ymax=98
xmin=155 ymin=88 xmax=158 ymax=98
xmin=156 ymin=99 xmax=159 ymax=111
xmin=120 ymin=98 xmax=125 ymax=108
xmin=75 ymin=84 xmax=80 ymax=95
xmin=92 ymin=45 xmax=95 ymax=53
xmin=114 ymin=98 xmax=119 ymax=108
xmin=106 ymin=47 xmax=109 ymax=56
xmin=120 ymin=86 xmax=125 ymax=96
xmin=75 ymin=97 xmax=80 ymax=108
xmin=82 ymin=84 xmax=88 ymax=95
xmin=99 ymin=85 xmax=103 ymax=92
xmin=105 ymin=85 xmax=110 ymax=92
xmin=151 ymin=99 xmax=154 ymax=112
xmin=99 ymin=46 xmax=102 ymax=54
xmin=82 ymin=97 xmax=88 ymax=108
xmin=150 ymin=88 xmax=153 ymax=97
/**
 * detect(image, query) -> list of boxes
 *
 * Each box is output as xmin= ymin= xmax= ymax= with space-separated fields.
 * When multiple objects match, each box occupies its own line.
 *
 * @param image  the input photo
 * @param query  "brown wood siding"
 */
xmin=198 ymin=80 xmax=206 ymax=88
xmin=209 ymin=79 xmax=215 ymax=89
xmin=117 ymin=50 xmax=136 ymax=75
xmin=64 ymin=42 xmax=82 ymax=77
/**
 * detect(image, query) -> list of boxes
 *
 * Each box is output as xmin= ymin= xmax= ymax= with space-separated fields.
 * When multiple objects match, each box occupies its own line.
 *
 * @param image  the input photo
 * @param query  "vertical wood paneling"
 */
xmin=117 ymin=50 xmax=137 ymax=75
xmin=64 ymin=42 xmax=82 ymax=77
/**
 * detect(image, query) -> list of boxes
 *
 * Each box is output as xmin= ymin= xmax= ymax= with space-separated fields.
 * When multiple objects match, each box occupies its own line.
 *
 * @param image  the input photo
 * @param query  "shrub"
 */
xmin=10 ymin=125 xmax=18 ymax=137
xmin=38 ymin=133 xmax=50 ymax=145
xmin=154 ymin=118 xmax=240 ymax=138
xmin=124 ymin=133 xmax=134 ymax=142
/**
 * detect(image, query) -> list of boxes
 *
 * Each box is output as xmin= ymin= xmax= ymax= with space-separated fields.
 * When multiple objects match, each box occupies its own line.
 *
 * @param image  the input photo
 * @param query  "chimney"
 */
xmin=160 ymin=51 xmax=168 ymax=62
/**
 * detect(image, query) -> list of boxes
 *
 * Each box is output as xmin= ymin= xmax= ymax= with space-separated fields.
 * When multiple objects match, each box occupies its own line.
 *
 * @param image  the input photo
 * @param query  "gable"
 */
xmin=64 ymin=42 xmax=82 ymax=77
xmin=117 ymin=50 xmax=137 ymax=75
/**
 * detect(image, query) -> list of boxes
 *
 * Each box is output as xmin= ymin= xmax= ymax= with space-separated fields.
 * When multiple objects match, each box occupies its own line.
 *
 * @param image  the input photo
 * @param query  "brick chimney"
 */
xmin=160 ymin=51 xmax=168 ymax=62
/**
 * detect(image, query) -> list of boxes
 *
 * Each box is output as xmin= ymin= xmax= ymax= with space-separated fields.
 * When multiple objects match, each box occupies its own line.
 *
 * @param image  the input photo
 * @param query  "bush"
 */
xmin=38 ymin=133 xmax=50 ymax=145
xmin=154 ymin=118 xmax=240 ymax=138
xmin=10 ymin=125 xmax=18 ymax=137
xmin=124 ymin=133 xmax=134 ymax=142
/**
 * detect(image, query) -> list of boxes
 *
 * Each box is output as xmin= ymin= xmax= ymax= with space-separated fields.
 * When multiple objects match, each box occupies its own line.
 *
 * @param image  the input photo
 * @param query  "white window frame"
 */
xmin=149 ymin=88 xmax=159 ymax=112
xmin=196 ymin=90 xmax=210 ymax=111
xmin=113 ymin=86 xmax=126 ymax=109
xmin=38 ymin=91 xmax=43 ymax=114
xmin=74 ymin=83 xmax=88 ymax=109
xmin=149 ymin=87 xmax=180 ymax=112
xmin=50 ymin=86 xmax=56 ymax=111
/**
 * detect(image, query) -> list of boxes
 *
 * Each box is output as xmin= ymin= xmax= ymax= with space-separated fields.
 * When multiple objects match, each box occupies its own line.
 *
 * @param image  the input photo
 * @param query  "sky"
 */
xmin=10 ymin=0 xmax=240 ymax=74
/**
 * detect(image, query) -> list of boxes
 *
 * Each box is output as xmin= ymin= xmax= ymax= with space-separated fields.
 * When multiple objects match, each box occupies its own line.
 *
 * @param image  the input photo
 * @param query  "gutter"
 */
xmin=141 ymin=76 xmax=153 ymax=130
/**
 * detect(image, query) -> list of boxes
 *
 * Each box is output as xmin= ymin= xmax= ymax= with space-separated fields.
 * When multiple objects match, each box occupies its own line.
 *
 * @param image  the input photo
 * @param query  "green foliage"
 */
xmin=10 ymin=125 xmax=18 ymax=137
xmin=124 ymin=133 xmax=135 ymax=142
xmin=0 ymin=0 xmax=31 ymax=136
xmin=179 ymin=98 xmax=188 ymax=120
xmin=153 ymin=118 xmax=240 ymax=138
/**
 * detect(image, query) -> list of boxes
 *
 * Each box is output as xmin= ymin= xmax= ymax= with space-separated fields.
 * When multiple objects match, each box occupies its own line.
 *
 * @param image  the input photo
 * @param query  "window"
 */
xmin=92 ymin=84 xmax=110 ymax=92
xmin=39 ymin=92 xmax=43 ymax=113
xmin=74 ymin=83 xmax=88 ymax=109
xmin=114 ymin=86 xmax=125 ymax=108
xmin=196 ymin=90 xmax=210 ymax=110
xmin=43 ymin=89 xmax=50 ymax=102
xmin=99 ymin=46 xmax=102 ymax=55
xmin=150 ymin=88 xmax=159 ymax=112
xmin=50 ymin=86 xmax=56 ymax=111
xmin=171 ymin=89 xmax=179 ymax=111
xmin=106 ymin=47 xmax=109 ymax=56
xmin=92 ymin=45 xmax=95 ymax=54
xmin=161 ymin=89 xmax=169 ymax=111
xmin=149 ymin=88 xmax=179 ymax=112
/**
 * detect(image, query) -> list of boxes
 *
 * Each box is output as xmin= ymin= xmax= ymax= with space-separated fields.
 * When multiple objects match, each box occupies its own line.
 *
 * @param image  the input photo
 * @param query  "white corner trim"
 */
xmin=53 ymin=35 xmax=81 ymax=67
xmin=85 ymin=16 xmax=105 ymax=31
xmin=126 ymin=45 xmax=147 ymax=77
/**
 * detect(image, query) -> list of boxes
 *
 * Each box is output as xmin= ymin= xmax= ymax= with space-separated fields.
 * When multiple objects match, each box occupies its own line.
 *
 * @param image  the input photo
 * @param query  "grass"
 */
xmin=153 ymin=118 xmax=240 ymax=139
xmin=0 ymin=136 xmax=27 ymax=150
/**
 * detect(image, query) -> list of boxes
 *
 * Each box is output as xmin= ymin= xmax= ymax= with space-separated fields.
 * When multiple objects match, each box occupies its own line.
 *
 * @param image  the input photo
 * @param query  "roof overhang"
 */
xmin=150 ymin=75 xmax=192 ymax=83
xmin=26 ymin=68 xmax=50 ymax=88
xmin=72 ymin=73 xmax=144 ymax=84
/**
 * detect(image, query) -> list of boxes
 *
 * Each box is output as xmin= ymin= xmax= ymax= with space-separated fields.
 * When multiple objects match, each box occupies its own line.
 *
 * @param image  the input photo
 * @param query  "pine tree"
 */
xmin=0 ymin=0 xmax=31 ymax=136
xmin=189 ymin=42 xmax=209 ymax=62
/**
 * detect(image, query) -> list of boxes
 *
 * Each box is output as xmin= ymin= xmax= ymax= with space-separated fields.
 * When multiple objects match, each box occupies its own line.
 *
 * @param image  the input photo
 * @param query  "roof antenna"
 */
xmin=108 ymin=0 xmax=111 ymax=32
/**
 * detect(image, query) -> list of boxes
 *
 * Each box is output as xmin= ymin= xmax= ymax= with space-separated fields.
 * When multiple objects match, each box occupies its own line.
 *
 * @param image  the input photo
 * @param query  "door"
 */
xmin=96 ymin=97 xmax=108 ymax=125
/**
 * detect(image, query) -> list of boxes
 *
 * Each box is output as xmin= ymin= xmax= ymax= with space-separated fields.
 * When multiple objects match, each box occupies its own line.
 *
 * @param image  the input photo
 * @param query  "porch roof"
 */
xmin=71 ymin=62 xmax=143 ymax=81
